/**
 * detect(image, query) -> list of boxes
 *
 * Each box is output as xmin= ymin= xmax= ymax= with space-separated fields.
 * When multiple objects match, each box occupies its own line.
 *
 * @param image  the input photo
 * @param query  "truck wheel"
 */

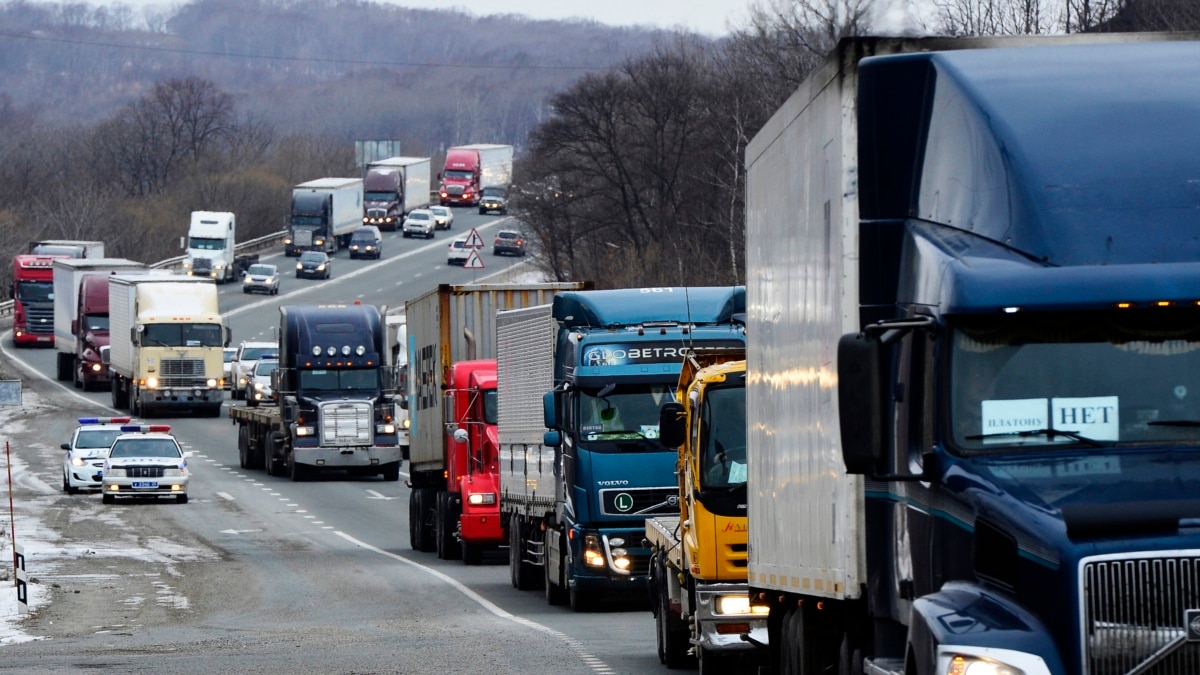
xmin=266 ymin=432 xmax=285 ymax=477
xmin=238 ymin=425 xmax=250 ymax=469
xmin=570 ymin=586 xmax=596 ymax=613
xmin=56 ymin=352 xmax=73 ymax=381
xmin=698 ymin=648 xmax=730 ymax=675
xmin=543 ymin=528 xmax=567 ymax=605
xmin=72 ymin=359 xmax=83 ymax=389
xmin=380 ymin=462 xmax=400 ymax=482
xmin=656 ymin=555 xmax=693 ymax=667
xmin=461 ymin=542 xmax=483 ymax=566
xmin=409 ymin=488 xmax=435 ymax=552
xmin=436 ymin=492 xmax=462 ymax=561
xmin=288 ymin=454 xmax=308 ymax=481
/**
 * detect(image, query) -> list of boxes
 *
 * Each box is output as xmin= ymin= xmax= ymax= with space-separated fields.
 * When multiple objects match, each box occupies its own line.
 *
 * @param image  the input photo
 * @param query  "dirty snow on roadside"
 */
xmin=0 ymin=388 xmax=218 ymax=645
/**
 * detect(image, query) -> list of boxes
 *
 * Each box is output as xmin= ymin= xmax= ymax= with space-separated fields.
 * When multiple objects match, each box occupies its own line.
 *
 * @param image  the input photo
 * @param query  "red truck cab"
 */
xmin=445 ymin=359 xmax=503 ymax=563
xmin=439 ymin=149 xmax=481 ymax=206
xmin=73 ymin=274 xmax=115 ymax=389
xmin=11 ymin=255 xmax=66 ymax=347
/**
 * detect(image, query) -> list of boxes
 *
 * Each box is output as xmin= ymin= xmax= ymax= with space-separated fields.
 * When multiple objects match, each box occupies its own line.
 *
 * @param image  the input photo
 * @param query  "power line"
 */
xmin=0 ymin=29 xmax=605 ymax=72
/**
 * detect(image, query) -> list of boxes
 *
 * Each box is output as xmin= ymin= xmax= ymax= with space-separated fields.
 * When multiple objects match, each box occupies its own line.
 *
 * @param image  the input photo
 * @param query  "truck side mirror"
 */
xmin=658 ymin=402 xmax=686 ymax=449
xmin=180 ymin=236 xmax=185 ymax=250
xmin=224 ymin=326 xmax=232 ymax=348
xmin=99 ymin=345 xmax=110 ymax=365
xmin=453 ymin=428 xmax=468 ymax=445
xmin=543 ymin=430 xmax=561 ymax=448
xmin=71 ymin=319 xmax=78 ymax=334
xmin=542 ymin=391 xmax=560 ymax=430
xmin=837 ymin=332 xmax=885 ymax=475
xmin=130 ymin=327 xmax=139 ymax=345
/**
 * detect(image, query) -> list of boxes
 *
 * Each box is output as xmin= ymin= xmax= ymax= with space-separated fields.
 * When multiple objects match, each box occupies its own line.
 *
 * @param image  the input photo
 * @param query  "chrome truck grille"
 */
xmin=160 ymin=359 xmax=208 ymax=387
xmin=25 ymin=305 xmax=54 ymax=334
xmin=319 ymin=401 xmax=373 ymax=446
xmin=1082 ymin=553 xmax=1200 ymax=674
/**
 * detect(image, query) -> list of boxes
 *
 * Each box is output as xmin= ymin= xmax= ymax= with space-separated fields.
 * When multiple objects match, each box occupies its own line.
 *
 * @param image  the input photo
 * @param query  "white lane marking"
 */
xmin=365 ymin=490 xmax=396 ymax=501
xmin=216 ymin=492 xmax=235 ymax=501
xmin=334 ymin=531 xmax=613 ymax=674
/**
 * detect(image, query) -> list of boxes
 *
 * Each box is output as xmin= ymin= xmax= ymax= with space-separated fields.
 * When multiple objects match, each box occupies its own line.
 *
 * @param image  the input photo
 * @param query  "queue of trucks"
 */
xmin=52 ymin=257 xmax=147 ymax=389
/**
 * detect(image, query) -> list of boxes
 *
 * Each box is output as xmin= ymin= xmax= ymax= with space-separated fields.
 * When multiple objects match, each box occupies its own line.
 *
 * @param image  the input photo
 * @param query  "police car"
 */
xmin=61 ymin=417 xmax=131 ymax=494
xmin=101 ymin=425 xmax=190 ymax=504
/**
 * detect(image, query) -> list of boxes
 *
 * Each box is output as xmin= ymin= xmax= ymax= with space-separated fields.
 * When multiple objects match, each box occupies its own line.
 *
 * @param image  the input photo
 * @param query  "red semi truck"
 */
xmin=438 ymin=144 xmax=513 ymax=207
xmin=441 ymin=359 xmax=503 ymax=563
xmin=52 ymin=258 xmax=147 ymax=388
xmin=12 ymin=255 xmax=66 ymax=347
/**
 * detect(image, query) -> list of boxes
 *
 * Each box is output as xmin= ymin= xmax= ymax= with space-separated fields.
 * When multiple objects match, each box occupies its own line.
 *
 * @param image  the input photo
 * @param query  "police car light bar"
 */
xmin=119 ymin=425 xmax=172 ymax=433
xmin=78 ymin=417 xmax=132 ymax=425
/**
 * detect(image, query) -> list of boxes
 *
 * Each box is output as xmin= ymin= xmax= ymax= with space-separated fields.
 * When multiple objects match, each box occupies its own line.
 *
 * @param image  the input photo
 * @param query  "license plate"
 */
xmin=132 ymin=481 xmax=158 ymax=488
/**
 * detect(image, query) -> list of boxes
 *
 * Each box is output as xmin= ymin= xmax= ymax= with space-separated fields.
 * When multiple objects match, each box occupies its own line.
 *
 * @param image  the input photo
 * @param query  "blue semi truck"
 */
xmin=498 ymin=287 xmax=745 ymax=611
xmin=746 ymin=34 xmax=1200 ymax=674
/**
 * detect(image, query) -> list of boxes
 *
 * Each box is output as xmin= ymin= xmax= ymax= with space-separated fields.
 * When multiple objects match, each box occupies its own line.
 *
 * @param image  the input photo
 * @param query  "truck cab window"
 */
xmin=700 ymin=385 xmax=747 ymax=488
xmin=578 ymin=384 xmax=676 ymax=444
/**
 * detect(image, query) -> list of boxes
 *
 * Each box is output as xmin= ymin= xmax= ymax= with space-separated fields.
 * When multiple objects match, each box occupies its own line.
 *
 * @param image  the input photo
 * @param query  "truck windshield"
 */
xmin=143 ymin=323 xmax=223 ymax=347
xmin=16 ymin=281 xmax=53 ymax=303
xmin=699 ymin=384 xmax=746 ymax=489
xmin=364 ymin=192 xmax=397 ymax=201
xmin=298 ymin=369 xmax=380 ymax=392
xmin=576 ymin=383 xmax=677 ymax=452
xmin=188 ymin=237 xmax=226 ymax=250
xmin=444 ymin=170 xmax=472 ymax=180
xmin=950 ymin=309 xmax=1200 ymax=452
xmin=82 ymin=314 xmax=109 ymax=332
xmin=291 ymin=218 xmax=324 ymax=226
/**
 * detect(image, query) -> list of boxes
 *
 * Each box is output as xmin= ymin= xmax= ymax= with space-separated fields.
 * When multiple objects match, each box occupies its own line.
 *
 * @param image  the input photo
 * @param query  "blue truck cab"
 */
xmin=540 ymin=287 xmax=745 ymax=610
xmin=826 ymin=39 xmax=1200 ymax=674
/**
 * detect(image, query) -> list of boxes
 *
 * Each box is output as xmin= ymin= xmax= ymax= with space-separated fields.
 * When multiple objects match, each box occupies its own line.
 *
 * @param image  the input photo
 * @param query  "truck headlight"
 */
xmin=583 ymin=534 xmax=605 ymax=567
xmin=376 ymin=422 xmax=396 ymax=434
xmin=145 ymin=377 xmax=158 ymax=389
xmin=295 ymin=425 xmax=314 ymax=436
xmin=90 ymin=363 xmax=102 ymax=373
xmin=402 ymin=418 xmax=411 ymax=430
xmin=714 ymin=595 xmax=767 ymax=616
xmin=466 ymin=492 xmax=495 ymax=506
xmin=206 ymin=378 xmax=217 ymax=388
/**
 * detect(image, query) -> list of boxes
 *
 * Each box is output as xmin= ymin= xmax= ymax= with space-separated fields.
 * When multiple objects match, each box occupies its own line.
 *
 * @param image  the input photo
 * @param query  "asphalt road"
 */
xmin=0 ymin=211 xmax=669 ymax=674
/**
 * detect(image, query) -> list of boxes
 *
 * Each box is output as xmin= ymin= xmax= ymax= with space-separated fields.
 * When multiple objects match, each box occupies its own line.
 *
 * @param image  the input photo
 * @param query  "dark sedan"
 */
xmin=296 ymin=251 xmax=332 ymax=279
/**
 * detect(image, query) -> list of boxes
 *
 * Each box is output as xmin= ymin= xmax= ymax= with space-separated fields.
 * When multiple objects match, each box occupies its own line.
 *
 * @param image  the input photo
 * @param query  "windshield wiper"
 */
xmin=965 ymin=428 xmax=1106 ymax=448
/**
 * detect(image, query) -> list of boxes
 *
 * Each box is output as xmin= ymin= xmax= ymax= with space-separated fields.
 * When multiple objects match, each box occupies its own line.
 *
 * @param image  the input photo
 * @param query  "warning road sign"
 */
xmin=464 ymin=228 xmax=486 ymax=249
xmin=464 ymin=249 xmax=485 ymax=269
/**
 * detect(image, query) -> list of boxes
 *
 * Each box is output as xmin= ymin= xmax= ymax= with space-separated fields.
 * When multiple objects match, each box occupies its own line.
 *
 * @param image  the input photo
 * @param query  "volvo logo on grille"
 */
xmin=613 ymin=493 xmax=634 ymax=512
xmin=1187 ymin=609 xmax=1200 ymax=641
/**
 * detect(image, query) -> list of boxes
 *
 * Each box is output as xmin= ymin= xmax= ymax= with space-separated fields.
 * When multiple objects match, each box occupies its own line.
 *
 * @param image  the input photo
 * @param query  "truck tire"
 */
xmin=409 ymin=488 xmax=435 ymax=552
xmin=461 ymin=542 xmax=483 ymax=566
xmin=698 ymin=648 xmax=730 ymax=675
xmin=111 ymin=377 xmax=128 ymax=410
xmin=72 ymin=358 xmax=83 ymax=389
xmin=436 ymin=492 xmax=462 ymax=561
xmin=655 ymin=555 xmax=693 ymax=667
xmin=56 ymin=352 xmax=73 ymax=381
xmin=266 ymin=432 xmax=286 ymax=477
xmin=570 ymin=585 xmax=596 ymax=613
xmin=288 ymin=453 xmax=308 ymax=481
xmin=508 ymin=515 xmax=539 ymax=590
xmin=543 ymin=528 xmax=567 ymax=604
xmin=380 ymin=462 xmax=400 ymax=482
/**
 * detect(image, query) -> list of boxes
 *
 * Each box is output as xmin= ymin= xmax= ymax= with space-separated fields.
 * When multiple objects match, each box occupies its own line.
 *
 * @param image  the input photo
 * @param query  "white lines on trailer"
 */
xmin=334 ymin=532 xmax=614 ymax=674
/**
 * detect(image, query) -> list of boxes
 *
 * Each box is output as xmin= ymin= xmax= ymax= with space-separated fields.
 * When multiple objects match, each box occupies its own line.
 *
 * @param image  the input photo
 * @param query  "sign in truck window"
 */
xmin=978 ymin=396 xmax=1119 ymax=443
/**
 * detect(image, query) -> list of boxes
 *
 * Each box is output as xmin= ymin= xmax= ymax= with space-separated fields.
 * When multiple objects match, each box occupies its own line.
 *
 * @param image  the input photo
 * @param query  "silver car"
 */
xmin=242 ymin=263 xmax=280 ymax=295
xmin=430 ymin=205 xmax=455 ymax=231
xmin=402 ymin=209 xmax=436 ymax=239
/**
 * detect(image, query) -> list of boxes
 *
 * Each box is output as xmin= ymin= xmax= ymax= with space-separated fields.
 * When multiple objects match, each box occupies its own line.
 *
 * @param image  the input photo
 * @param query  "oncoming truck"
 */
xmin=745 ymin=34 xmax=1200 ymax=674
xmin=284 ymin=178 xmax=363 ymax=256
xmin=52 ymin=258 xmax=147 ymax=389
xmin=105 ymin=273 xmax=229 ymax=418
xmin=646 ymin=349 xmax=766 ymax=672
xmin=498 ymin=287 xmax=746 ymax=612
xmin=229 ymin=303 xmax=401 ymax=481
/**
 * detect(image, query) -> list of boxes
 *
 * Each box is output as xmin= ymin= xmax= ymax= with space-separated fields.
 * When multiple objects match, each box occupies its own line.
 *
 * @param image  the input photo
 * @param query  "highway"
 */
xmin=0 ymin=211 xmax=666 ymax=673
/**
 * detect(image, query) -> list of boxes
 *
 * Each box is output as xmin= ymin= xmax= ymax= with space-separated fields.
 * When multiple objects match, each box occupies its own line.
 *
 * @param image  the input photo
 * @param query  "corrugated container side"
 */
xmin=745 ymin=45 xmax=864 ymax=601
xmin=406 ymin=283 xmax=588 ymax=474
xmin=107 ymin=275 xmax=137 ymax=375
xmin=497 ymin=305 xmax=556 ymax=445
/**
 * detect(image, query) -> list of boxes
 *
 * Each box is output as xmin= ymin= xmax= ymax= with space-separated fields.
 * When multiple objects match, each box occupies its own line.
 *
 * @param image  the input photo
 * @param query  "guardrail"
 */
xmin=0 ymin=231 xmax=287 ymax=319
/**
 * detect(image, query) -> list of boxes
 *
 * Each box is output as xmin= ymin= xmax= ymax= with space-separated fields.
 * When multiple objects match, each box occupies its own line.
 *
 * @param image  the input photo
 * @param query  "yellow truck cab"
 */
xmin=646 ymin=348 xmax=766 ymax=673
